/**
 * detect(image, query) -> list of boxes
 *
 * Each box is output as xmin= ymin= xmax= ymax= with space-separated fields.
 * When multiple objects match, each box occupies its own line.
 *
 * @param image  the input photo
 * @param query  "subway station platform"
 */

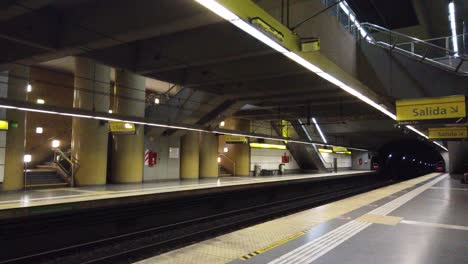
xmin=0 ymin=170 xmax=372 ymax=220
xmin=139 ymin=173 xmax=468 ymax=264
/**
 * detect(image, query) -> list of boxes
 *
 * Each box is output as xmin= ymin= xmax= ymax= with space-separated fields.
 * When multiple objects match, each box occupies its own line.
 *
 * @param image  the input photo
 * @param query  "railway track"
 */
xmin=1 ymin=177 xmax=391 ymax=264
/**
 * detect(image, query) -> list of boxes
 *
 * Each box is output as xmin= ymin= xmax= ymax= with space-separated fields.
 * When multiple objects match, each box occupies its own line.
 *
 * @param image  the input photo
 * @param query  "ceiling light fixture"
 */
xmin=448 ymin=1 xmax=459 ymax=56
xmin=194 ymin=0 xmax=445 ymax=152
xmin=312 ymin=117 xmax=327 ymax=144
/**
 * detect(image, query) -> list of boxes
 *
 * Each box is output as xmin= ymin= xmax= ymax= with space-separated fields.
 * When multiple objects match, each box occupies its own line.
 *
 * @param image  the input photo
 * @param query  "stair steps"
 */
xmin=25 ymin=164 xmax=68 ymax=189
xmin=218 ymin=166 xmax=233 ymax=177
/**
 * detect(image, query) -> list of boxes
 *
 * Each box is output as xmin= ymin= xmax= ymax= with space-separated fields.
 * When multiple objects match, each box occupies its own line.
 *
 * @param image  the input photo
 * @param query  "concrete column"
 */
xmin=111 ymin=69 xmax=145 ymax=183
xmin=232 ymin=119 xmax=250 ymax=176
xmin=180 ymin=131 xmax=199 ymax=179
xmin=72 ymin=57 xmax=110 ymax=186
xmin=199 ymin=133 xmax=218 ymax=177
xmin=3 ymin=66 xmax=28 ymax=191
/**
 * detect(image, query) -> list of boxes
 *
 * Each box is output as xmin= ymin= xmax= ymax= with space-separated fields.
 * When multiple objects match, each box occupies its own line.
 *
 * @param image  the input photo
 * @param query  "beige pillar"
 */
xmin=199 ymin=133 xmax=218 ymax=177
xmin=3 ymin=66 xmax=28 ymax=191
xmin=229 ymin=118 xmax=251 ymax=176
xmin=72 ymin=57 xmax=110 ymax=186
xmin=111 ymin=69 xmax=145 ymax=183
xmin=180 ymin=132 xmax=200 ymax=179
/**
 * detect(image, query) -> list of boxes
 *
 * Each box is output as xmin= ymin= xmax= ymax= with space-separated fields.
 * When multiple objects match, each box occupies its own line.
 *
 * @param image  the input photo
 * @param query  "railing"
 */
xmin=53 ymin=148 xmax=77 ymax=187
xmin=360 ymin=23 xmax=467 ymax=75
xmin=218 ymin=153 xmax=236 ymax=176
xmin=318 ymin=0 xmax=467 ymax=75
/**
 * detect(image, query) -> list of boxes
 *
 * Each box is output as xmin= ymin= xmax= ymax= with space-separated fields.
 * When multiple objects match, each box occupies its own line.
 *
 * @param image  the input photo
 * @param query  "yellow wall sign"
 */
xmin=396 ymin=95 xmax=466 ymax=122
xmin=109 ymin=121 xmax=135 ymax=134
xmin=0 ymin=120 xmax=9 ymax=130
xmin=428 ymin=127 xmax=468 ymax=139
xmin=332 ymin=146 xmax=348 ymax=152
xmin=225 ymin=135 xmax=247 ymax=143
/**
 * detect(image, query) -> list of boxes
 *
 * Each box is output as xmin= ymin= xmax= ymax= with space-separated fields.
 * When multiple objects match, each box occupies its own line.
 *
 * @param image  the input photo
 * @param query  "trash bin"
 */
xmin=279 ymin=164 xmax=286 ymax=175
xmin=254 ymin=165 xmax=262 ymax=176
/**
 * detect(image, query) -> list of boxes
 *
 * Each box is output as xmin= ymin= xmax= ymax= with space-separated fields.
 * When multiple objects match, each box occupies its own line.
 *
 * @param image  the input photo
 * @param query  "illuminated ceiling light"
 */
xmin=220 ymin=120 xmax=225 ymax=127
xmin=35 ymin=127 xmax=43 ymax=134
xmin=312 ymin=117 xmax=327 ymax=144
xmin=23 ymin=154 xmax=32 ymax=163
xmin=51 ymin=140 xmax=60 ymax=148
xmin=249 ymin=142 xmax=287 ymax=150
xmin=26 ymin=84 xmax=32 ymax=93
xmin=339 ymin=2 xmax=370 ymax=40
xmin=402 ymin=156 xmax=406 ymax=160
xmin=194 ymin=0 xmax=397 ymax=121
xmin=223 ymin=147 xmax=229 ymax=153
xmin=124 ymin=123 xmax=133 ymax=129
xmin=297 ymin=119 xmax=313 ymax=141
xmin=448 ymin=1 xmax=459 ymax=56
xmin=194 ymin=0 xmax=445 ymax=151
xmin=36 ymin=99 xmax=45 ymax=104
xmin=388 ymin=154 xmax=392 ymax=158
xmin=217 ymin=156 xmax=221 ymax=163
xmin=108 ymin=109 xmax=113 ymax=114
xmin=154 ymin=98 xmax=160 ymax=104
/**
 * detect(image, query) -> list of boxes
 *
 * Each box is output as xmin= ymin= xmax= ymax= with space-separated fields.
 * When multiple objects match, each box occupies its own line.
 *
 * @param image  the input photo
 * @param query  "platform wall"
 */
xmin=320 ymin=152 xmax=352 ymax=169
xmin=351 ymin=150 xmax=371 ymax=170
xmin=144 ymin=136 xmax=180 ymax=181
xmin=0 ymin=73 xmax=6 ymax=182
xmin=250 ymin=148 xmax=300 ymax=172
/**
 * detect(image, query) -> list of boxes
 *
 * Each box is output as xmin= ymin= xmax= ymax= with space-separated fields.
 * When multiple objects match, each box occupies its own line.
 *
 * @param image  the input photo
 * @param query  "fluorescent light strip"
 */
xmin=195 ymin=0 xmax=447 ymax=151
xmin=312 ymin=117 xmax=327 ymax=144
xmin=448 ymin=2 xmax=459 ymax=56
xmin=339 ymin=2 xmax=370 ymax=41
xmin=297 ymin=119 xmax=313 ymax=141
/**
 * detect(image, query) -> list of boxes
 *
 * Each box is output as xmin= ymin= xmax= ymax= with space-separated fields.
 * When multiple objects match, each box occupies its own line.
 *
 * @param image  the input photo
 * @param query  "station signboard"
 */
xmin=109 ymin=121 xmax=136 ymax=134
xmin=428 ymin=127 xmax=468 ymax=140
xmin=225 ymin=135 xmax=247 ymax=144
xmin=396 ymin=95 xmax=466 ymax=124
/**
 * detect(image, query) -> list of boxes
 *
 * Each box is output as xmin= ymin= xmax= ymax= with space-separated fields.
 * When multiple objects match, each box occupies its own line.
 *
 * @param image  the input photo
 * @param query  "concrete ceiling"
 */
xmin=0 ymin=0 xmax=457 ymax=150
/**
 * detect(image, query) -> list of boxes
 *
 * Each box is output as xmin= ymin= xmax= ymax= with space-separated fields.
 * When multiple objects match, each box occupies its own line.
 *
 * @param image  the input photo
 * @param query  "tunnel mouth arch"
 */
xmin=376 ymin=139 xmax=444 ymax=180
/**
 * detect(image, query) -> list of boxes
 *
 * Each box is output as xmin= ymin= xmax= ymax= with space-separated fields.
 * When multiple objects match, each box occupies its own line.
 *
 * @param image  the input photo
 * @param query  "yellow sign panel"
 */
xmin=0 ymin=120 xmax=8 ymax=130
xmin=396 ymin=95 xmax=466 ymax=121
xmin=332 ymin=146 xmax=348 ymax=152
xmin=428 ymin=127 xmax=468 ymax=139
xmin=225 ymin=135 xmax=247 ymax=143
xmin=109 ymin=121 xmax=135 ymax=134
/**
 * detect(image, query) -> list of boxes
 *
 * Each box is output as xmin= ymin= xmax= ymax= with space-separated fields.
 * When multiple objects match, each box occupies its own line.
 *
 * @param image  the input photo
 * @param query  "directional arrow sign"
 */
xmin=396 ymin=95 xmax=466 ymax=122
xmin=428 ymin=127 xmax=468 ymax=140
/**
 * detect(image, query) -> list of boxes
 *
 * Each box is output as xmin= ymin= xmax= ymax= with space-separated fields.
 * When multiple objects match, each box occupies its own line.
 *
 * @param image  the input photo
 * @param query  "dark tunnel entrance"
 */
xmin=376 ymin=140 xmax=445 ymax=180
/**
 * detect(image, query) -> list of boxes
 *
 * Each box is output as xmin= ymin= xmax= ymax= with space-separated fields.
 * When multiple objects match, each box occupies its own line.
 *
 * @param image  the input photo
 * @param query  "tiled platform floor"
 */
xmin=138 ymin=173 xmax=467 ymax=264
xmin=0 ymin=170 xmax=371 ymax=211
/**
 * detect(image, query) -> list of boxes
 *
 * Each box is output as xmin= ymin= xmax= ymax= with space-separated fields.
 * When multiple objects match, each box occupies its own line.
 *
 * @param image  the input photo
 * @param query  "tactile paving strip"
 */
xmin=136 ymin=173 xmax=442 ymax=264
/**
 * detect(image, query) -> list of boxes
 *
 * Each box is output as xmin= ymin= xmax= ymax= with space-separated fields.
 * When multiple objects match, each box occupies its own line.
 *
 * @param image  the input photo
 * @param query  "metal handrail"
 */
xmin=360 ymin=23 xmax=467 ymax=75
xmin=360 ymin=23 xmax=457 ymax=54
xmin=218 ymin=153 xmax=236 ymax=176
xmin=53 ymin=148 xmax=77 ymax=187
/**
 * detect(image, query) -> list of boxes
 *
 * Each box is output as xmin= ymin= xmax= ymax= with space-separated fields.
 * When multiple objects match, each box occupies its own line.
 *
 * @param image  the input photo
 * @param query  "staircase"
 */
xmin=25 ymin=162 xmax=68 ymax=189
xmin=218 ymin=165 xmax=233 ymax=177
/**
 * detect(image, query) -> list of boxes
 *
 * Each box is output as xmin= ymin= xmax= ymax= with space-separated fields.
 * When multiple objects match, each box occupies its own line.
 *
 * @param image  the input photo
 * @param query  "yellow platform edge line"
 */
xmin=239 ymin=231 xmax=306 ymax=261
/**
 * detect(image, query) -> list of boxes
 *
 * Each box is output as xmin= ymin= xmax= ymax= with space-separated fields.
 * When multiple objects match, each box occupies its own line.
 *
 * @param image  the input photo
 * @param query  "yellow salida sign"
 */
xmin=428 ymin=127 xmax=468 ymax=139
xmin=396 ymin=95 xmax=466 ymax=122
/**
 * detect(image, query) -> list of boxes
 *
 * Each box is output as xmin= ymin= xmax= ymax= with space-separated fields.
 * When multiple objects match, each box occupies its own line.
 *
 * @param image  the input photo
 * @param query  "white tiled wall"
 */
xmin=320 ymin=152 xmax=352 ymax=169
xmin=0 ymin=73 xmax=7 ymax=182
xmin=250 ymin=148 xmax=299 ymax=171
